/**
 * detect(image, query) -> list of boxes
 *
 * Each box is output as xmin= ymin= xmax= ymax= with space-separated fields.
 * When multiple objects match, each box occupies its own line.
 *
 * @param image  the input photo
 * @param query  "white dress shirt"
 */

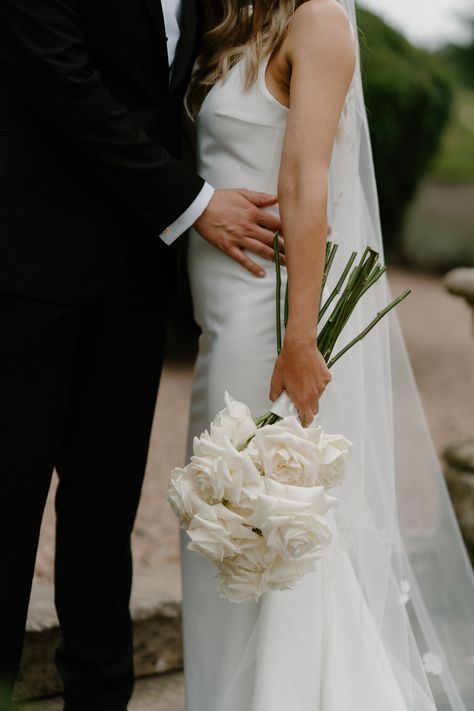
xmin=161 ymin=0 xmax=182 ymax=73
xmin=159 ymin=0 xmax=214 ymax=244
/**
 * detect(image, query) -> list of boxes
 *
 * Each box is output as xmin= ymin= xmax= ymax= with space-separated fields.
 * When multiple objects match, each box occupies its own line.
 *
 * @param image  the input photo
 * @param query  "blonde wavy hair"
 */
xmin=188 ymin=0 xmax=308 ymax=117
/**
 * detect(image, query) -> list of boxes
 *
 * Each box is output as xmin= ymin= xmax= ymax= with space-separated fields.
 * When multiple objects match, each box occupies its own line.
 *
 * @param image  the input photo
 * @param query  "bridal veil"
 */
xmin=222 ymin=2 xmax=474 ymax=708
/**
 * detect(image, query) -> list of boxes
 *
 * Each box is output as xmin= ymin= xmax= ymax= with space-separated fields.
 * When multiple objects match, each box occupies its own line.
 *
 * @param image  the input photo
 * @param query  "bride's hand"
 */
xmin=269 ymin=338 xmax=331 ymax=426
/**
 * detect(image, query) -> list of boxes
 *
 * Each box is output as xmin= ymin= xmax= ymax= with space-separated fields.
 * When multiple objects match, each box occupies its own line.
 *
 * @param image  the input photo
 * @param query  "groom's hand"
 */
xmin=193 ymin=189 xmax=284 ymax=277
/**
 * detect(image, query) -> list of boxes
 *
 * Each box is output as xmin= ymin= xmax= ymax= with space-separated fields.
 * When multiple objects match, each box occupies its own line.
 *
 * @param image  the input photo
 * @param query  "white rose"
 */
xmin=251 ymin=477 xmax=336 ymax=521
xmin=188 ymin=454 xmax=232 ymax=503
xmin=264 ymin=512 xmax=332 ymax=560
xmin=306 ymin=425 xmax=324 ymax=446
xmin=216 ymin=558 xmax=266 ymax=603
xmin=166 ymin=466 xmax=198 ymax=525
xmin=317 ymin=434 xmax=352 ymax=488
xmin=217 ymin=545 xmax=322 ymax=601
xmin=267 ymin=552 xmax=321 ymax=591
xmin=215 ymin=540 xmax=277 ymax=603
xmin=211 ymin=391 xmax=257 ymax=450
xmin=245 ymin=439 xmax=265 ymax=475
xmin=192 ymin=428 xmax=263 ymax=507
xmin=187 ymin=502 xmax=259 ymax=562
xmin=248 ymin=478 xmax=335 ymax=560
xmin=253 ymin=416 xmax=322 ymax=486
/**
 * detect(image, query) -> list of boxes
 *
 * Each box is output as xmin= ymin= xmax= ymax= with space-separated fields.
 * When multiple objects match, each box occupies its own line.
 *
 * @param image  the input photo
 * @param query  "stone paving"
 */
xmin=23 ymin=268 xmax=474 ymax=709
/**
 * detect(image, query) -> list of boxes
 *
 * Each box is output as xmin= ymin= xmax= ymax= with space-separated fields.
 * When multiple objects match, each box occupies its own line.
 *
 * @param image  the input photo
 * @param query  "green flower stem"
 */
xmin=321 ymin=242 xmax=338 ymax=297
xmin=319 ymin=249 xmax=380 ymax=360
xmin=253 ymin=411 xmax=282 ymax=431
xmin=318 ymin=270 xmax=356 ymax=357
xmin=327 ymin=288 xmax=411 ymax=368
xmin=333 ymin=253 xmax=379 ymax=336
xmin=318 ymin=250 xmax=357 ymax=320
xmin=274 ymin=232 xmax=282 ymax=355
xmin=352 ymin=263 xmax=387 ymax=306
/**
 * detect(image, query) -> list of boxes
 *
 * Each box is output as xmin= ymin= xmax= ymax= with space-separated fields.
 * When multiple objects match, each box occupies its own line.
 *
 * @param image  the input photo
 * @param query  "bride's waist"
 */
xmin=197 ymin=165 xmax=278 ymax=198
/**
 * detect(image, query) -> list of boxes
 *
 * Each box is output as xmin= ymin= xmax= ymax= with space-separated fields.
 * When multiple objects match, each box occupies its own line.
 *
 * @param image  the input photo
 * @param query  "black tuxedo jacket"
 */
xmin=0 ymin=0 xmax=204 ymax=303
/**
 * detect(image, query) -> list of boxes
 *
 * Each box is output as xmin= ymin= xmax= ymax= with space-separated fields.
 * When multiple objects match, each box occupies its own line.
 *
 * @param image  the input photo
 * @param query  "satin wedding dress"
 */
xmin=180 ymin=8 xmax=474 ymax=711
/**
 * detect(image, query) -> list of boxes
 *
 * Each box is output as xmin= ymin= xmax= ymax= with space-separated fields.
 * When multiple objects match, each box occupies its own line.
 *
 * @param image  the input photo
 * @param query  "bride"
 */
xmin=182 ymin=0 xmax=474 ymax=709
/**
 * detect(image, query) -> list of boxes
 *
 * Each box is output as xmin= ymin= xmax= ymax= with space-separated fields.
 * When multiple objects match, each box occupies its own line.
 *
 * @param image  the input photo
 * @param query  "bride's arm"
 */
xmin=269 ymin=0 xmax=355 ymax=424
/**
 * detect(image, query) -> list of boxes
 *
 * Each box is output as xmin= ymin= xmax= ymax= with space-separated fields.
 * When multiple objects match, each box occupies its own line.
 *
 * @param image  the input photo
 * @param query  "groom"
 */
xmin=0 ymin=1 xmax=281 ymax=709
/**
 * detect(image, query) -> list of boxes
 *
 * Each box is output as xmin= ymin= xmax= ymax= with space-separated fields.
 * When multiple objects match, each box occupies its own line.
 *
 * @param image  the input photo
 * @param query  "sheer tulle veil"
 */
xmin=225 ymin=2 xmax=474 ymax=708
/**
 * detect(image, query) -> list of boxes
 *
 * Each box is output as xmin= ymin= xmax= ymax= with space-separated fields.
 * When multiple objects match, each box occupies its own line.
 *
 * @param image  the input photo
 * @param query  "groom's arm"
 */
xmin=0 ymin=0 xmax=285 ymax=273
xmin=0 ymin=0 xmax=204 ymax=234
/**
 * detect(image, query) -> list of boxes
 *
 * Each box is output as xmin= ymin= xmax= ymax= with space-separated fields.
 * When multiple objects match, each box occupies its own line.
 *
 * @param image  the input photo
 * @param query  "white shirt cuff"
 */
xmin=159 ymin=182 xmax=215 ymax=245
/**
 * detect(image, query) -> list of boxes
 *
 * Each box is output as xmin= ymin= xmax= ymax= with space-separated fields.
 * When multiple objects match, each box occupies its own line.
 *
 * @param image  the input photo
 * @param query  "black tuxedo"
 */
xmin=0 ymin=0 xmax=203 ymax=303
xmin=0 ymin=2 xmax=203 ymax=709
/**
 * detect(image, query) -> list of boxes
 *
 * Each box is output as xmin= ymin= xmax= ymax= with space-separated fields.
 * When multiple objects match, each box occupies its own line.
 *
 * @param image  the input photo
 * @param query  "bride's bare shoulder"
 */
xmin=291 ymin=0 xmax=352 ymax=29
xmin=286 ymin=0 xmax=355 ymax=69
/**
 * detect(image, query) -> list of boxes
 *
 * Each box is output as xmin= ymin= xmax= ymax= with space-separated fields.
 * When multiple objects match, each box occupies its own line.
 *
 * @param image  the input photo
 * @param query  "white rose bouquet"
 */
xmin=167 ymin=240 xmax=410 ymax=603
xmin=168 ymin=392 xmax=351 ymax=602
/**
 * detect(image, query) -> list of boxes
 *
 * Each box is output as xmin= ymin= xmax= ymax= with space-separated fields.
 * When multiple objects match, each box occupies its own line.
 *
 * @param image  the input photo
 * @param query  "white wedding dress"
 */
xmin=179 ymin=11 xmax=474 ymax=711
xmin=181 ymin=54 xmax=425 ymax=711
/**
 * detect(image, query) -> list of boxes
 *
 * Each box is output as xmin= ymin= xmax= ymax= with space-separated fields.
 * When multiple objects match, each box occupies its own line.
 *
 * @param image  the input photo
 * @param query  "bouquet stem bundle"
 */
xmin=262 ymin=235 xmax=411 ymax=427
xmin=275 ymin=236 xmax=410 ymax=366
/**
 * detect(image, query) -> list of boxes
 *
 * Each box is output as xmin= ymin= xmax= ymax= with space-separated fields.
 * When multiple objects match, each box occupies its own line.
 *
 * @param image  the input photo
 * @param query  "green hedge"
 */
xmin=356 ymin=8 xmax=454 ymax=253
xmin=437 ymin=18 xmax=474 ymax=90
xmin=430 ymin=89 xmax=474 ymax=182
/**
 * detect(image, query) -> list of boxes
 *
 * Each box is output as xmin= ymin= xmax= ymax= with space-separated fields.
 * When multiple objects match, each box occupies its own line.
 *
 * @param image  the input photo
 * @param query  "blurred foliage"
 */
xmin=402 ymin=182 xmax=474 ymax=271
xmin=401 ymin=23 xmax=474 ymax=272
xmin=356 ymin=8 xmax=454 ymax=254
xmin=437 ymin=17 xmax=474 ymax=90
xmin=401 ymin=90 xmax=474 ymax=271
xmin=430 ymin=89 xmax=474 ymax=182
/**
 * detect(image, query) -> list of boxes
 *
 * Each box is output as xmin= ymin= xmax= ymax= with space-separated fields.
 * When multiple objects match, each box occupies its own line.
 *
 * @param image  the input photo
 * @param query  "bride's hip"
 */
xmin=187 ymin=228 xmax=285 ymax=331
xmin=187 ymin=228 xmax=280 ymax=284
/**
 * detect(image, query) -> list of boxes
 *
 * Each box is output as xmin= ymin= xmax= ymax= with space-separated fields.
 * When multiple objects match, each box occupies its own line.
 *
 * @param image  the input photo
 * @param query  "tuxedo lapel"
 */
xmin=169 ymin=0 xmax=197 ymax=93
xmin=141 ymin=0 xmax=169 ymax=78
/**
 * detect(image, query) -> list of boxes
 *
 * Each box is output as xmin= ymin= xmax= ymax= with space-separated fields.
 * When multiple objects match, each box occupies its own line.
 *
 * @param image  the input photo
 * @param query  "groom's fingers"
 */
xmin=228 ymin=246 xmax=266 ymax=278
xmin=237 ymin=189 xmax=282 ymax=233
xmin=239 ymin=189 xmax=279 ymax=208
xmin=248 ymin=226 xmax=285 ymax=253
xmin=244 ymin=227 xmax=286 ymax=262
xmin=257 ymin=210 xmax=282 ymax=234
xmin=243 ymin=238 xmax=285 ymax=265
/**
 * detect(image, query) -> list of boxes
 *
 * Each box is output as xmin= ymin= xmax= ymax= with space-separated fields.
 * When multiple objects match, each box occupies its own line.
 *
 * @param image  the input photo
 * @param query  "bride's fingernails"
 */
xmin=258 ymin=269 xmax=265 ymax=277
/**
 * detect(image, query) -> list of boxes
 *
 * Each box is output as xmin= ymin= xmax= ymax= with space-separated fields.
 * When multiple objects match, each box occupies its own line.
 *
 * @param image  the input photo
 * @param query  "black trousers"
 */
xmin=0 ymin=249 xmax=169 ymax=710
